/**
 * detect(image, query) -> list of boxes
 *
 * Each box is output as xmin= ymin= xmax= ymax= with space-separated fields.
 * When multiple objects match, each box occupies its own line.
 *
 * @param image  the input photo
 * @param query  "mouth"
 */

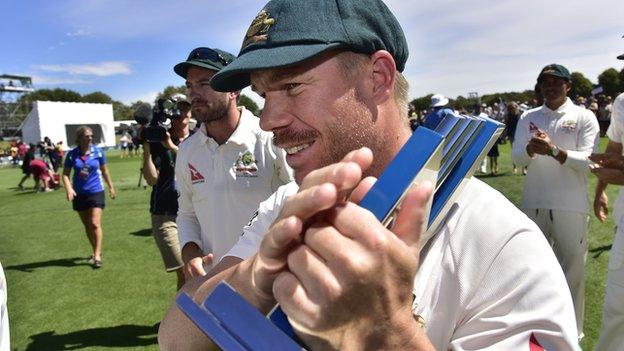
xmin=283 ymin=142 xmax=313 ymax=155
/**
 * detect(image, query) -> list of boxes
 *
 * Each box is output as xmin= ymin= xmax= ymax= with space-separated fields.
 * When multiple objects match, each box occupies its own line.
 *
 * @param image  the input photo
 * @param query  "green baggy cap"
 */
xmin=211 ymin=0 xmax=408 ymax=92
xmin=538 ymin=63 xmax=571 ymax=82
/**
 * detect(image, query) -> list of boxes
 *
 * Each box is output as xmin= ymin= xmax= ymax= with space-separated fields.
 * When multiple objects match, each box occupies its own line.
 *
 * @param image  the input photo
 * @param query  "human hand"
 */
xmin=109 ymin=188 xmax=117 ymax=199
xmin=528 ymin=129 xmax=553 ymax=156
xmin=184 ymin=254 xmax=214 ymax=280
xmin=591 ymin=167 xmax=624 ymax=186
xmin=161 ymin=132 xmax=177 ymax=151
xmin=274 ymin=179 xmax=434 ymax=350
xmin=249 ymin=148 xmax=374 ymax=306
xmin=590 ymin=153 xmax=624 ymax=169
xmin=66 ymin=189 xmax=76 ymax=201
xmin=594 ymin=191 xmax=609 ymax=222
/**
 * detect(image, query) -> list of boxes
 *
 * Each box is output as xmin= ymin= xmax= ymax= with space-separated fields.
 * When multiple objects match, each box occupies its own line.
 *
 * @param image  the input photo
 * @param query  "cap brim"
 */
xmin=173 ymin=61 xmax=223 ymax=79
xmin=210 ymin=42 xmax=345 ymax=92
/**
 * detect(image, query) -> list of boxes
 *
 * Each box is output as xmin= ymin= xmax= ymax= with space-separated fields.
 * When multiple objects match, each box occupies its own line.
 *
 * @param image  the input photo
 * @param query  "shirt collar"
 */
xmin=542 ymin=97 xmax=572 ymax=114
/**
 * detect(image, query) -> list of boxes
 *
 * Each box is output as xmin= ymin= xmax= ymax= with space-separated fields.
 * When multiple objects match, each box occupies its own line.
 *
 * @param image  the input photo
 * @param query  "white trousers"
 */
xmin=596 ymin=223 xmax=624 ymax=351
xmin=524 ymin=208 xmax=588 ymax=338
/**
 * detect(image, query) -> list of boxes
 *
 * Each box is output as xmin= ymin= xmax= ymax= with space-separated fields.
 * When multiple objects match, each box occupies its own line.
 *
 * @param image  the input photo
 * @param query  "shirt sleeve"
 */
xmin=175 ymin=146 xmax=203 ymax=250
xmin=223 ymin=183 xmax=295 ymax=261
xmin=98 ymin=148 xmax=107 ymax=165
xmin=64 ymin=150 xmax=74 ymax=169
xmin=562 ymin=110 xmax=599 ymax=173
xmin=450 ymin=230 xmax=578 ymax=351
xmin=607 ymin=95 xmax=624 ymax=145
xmin=511 ymin=112 xmax=533 ymax=168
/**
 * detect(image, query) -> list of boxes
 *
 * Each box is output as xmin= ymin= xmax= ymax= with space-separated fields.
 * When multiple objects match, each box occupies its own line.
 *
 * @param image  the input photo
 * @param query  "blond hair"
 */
xmin=75 ymin=126 xmax=93 ymax=144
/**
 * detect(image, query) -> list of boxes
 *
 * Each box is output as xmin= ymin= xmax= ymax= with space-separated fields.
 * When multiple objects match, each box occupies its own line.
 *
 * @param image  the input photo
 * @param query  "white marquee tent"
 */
xmin=21 ymin=101 xmax=116 ymax=150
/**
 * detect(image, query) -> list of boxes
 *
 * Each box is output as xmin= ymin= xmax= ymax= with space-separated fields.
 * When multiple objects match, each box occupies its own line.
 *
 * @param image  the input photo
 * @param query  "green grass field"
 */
xmin=0 ymin=141 xmax=619 ymax=350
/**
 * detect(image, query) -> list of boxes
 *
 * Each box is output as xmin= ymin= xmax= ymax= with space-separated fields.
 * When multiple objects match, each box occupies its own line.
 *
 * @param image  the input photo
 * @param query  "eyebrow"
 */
xmin=251 ymin=69 xmax=308 ymax=93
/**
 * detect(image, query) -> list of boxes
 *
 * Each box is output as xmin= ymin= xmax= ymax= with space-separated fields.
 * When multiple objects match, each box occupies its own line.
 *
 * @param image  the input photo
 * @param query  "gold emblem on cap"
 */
xmin=242 ymin=10 xmax=275 ymax=49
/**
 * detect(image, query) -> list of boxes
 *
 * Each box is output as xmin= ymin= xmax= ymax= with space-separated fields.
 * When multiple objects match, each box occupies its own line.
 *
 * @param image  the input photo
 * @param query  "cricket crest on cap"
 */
xmin=242 ymin=9 xmax=276 ymax=50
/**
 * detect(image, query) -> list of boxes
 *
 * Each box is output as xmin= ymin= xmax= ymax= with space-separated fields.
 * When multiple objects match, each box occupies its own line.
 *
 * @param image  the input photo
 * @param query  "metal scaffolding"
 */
xmin=0 ymin=74 xmax=34 ymax=137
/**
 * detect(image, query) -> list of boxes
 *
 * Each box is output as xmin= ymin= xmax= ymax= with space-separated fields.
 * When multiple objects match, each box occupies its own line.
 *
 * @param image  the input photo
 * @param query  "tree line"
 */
xmin=5 ymin=65 xmax=623 ymax=123
xmin=409 ymin=66 xmax=624 ymax=112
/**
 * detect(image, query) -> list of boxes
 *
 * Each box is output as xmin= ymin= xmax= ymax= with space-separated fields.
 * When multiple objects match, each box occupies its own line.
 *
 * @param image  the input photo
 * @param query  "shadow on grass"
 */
xmin=130 ymin=228 xmax=152 ymax=237
xmin=5 ymin=257 xmax=91 ymax=272
xmin=475 ymin=172 xmax=507 ymax=178
xmin=590 ymin=244 xmax=612 ymax=258
xmin=26 ymin=323 xmax=159 ymax=350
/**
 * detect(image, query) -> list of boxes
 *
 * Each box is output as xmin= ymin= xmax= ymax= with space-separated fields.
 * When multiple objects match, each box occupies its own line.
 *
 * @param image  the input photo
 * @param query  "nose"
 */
xmin=259 ymin=92 xmax=293 ymax=132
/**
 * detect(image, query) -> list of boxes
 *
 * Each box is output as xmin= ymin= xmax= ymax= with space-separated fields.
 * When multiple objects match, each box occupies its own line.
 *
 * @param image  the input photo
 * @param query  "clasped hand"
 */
xmin=250 ymin=147 xmax=433 ymax=349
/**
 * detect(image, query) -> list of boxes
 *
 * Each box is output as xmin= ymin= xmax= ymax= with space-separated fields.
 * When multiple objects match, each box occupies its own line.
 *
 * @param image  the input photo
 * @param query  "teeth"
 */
xmin=285 ymin=143 xmax=310 ymax=155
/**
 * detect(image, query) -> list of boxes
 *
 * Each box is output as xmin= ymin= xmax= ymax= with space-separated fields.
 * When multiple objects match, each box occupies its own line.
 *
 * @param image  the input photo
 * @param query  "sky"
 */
xmin=2 ymin=0 xmax=623 ymax=108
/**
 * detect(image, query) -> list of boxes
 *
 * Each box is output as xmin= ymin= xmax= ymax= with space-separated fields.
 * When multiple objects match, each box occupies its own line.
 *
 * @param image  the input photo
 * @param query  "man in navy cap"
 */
xmin=160 ymin=2 xmax=577 ymax=350
xmin=172 ymin=47 xmax=292 ymax=280
xmin=512 ymin=63 xmax=599 ymax=340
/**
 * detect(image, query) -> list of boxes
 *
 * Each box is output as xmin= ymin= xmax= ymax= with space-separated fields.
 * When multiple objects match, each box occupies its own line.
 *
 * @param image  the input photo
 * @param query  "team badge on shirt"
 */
xmin=188 ymin=163 xmax=205 ymax=184
xmin=561 ymin=119 xmax=577 ymax=132
xmin=233 ymin=150 xmax=258 ymax=178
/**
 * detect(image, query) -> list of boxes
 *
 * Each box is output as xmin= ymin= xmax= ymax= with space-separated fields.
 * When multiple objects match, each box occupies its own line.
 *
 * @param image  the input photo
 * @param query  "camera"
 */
xmin=134 ymin=98 xmax=185 ymax=143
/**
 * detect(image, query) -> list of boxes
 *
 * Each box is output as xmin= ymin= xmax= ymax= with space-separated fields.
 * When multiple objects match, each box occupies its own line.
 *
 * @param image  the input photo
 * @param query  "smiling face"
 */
xmin=251 ymin=51 xmax=389 ymax=184
xmin=185 ymin=67 xmax=230 ymax=124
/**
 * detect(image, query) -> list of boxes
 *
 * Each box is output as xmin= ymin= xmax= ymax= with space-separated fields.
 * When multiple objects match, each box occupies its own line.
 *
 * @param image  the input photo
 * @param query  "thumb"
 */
xmin=202 ymin=253 xmax=214 ymax=265
xmin=391 ymin=182 xmax=434 ymax=248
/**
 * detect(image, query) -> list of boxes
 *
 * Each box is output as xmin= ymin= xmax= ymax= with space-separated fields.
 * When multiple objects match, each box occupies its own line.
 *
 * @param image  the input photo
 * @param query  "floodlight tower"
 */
xmin=0 ymin=74 xmax=34 ymax=137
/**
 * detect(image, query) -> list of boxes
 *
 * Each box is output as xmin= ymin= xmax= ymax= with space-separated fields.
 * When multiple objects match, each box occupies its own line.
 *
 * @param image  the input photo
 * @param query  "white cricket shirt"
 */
xmin=607 ymin=93 xmax=624 ymax=223
xmin=225 ymin=179 xmax=578 ymax=350
xmin=511 ymin=98 xmax=600 ymax=213
xmin=176 ymin=107 xmax=292 ymax=267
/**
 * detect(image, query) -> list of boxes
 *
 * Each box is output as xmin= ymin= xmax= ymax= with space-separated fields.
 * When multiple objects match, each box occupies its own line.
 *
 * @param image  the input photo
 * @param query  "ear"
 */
xmin=229 ymin=90 xmax=241 ymax=102
xmin=370 ymin=50 xmax=397 ymax=106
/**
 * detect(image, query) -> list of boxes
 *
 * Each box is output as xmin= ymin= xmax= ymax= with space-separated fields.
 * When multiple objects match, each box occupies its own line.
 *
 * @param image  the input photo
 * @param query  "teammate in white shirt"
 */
xmin=592 ymin=90 xmax=624 ymax=351
xmin=172 ymin=47 xmax=292 ymax=279
xmin=159 ymin=1 xmax=578 ymax=349
xmin=0 ymin=262 xmax=9 ymax=351
xmin=512 ymin=63 xmax=600 ymax=339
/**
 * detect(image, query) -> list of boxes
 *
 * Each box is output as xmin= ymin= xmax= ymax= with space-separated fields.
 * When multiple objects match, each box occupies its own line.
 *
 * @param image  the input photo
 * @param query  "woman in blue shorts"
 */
xmin=62 ymin=126 xmax=116 ymax=268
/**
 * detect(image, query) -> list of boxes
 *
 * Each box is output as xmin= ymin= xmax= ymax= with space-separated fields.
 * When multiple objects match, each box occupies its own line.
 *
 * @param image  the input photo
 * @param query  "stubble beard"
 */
xmin=192 ymin=98 xmax=229 ymax=124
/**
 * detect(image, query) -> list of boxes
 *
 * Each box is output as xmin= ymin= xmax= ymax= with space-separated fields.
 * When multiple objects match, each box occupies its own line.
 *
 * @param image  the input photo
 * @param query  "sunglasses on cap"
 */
xmin=187 ymin=48 xmax=231 ymax=66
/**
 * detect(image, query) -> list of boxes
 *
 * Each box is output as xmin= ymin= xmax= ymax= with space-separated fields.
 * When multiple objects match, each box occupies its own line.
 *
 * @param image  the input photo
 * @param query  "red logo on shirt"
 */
xmin=529 ymin=121 xmax=539 ymax=133
xmin=529 ymin=333 xmax=544 ymax=351
xmin=188 ymin=163 xmax=205 ymax=184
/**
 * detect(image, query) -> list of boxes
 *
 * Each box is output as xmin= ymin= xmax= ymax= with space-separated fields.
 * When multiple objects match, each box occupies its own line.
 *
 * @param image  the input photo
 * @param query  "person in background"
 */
xmin=0 ymin=261 xmax=9 ymax=351
xmin=422 ymin=94 xmax=453 ymax=130
xmin=505 ymin=102 xmax=522 ymax=174
xmin=28 ymin=158 xmax=57 ymax=192
xmin=590 ymin=52 xmax=624 ymax=350
xmin=17 ymin=144 xmax=36 ymax=189
xmin=62 ymin=126 xmax=116 ymax=269
xmin=512 ymin=63 xmax=600 ymax=340
xmin=142 ymin=94 xmax=191 ymax=290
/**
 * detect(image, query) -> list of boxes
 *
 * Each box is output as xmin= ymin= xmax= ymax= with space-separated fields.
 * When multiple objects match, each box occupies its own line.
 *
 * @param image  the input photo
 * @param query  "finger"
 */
xmin=324 ymin=202 xmax=390 ymax=250
xmin=349 ymin=176 xmax=377 ymax=204
xmin=259 ymin=216 xmax=303 ymax=262
xmin=391 ymin=182 xmax=434 ymax=248
xmin=299 ymin=161 xmax=363 ymax=194
xmin=273 ymin=271 xmax=319 ymax=330
xmin=286 ymin=244 xmax=342 ymax=304
xmin=277 ymin=183 xmax=338 ymax=222
xmin=202 ymin=253 xmax=214 ymax=266
xmin=303 ymin=222 xmax=356 ymax=270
